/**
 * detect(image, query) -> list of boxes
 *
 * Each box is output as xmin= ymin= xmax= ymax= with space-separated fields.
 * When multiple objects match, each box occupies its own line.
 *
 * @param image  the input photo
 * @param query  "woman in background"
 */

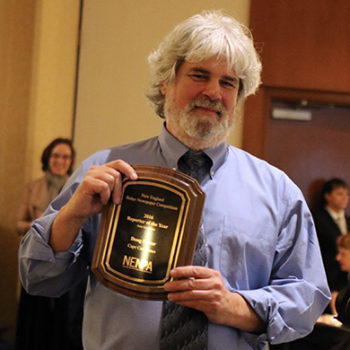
xmin=15 ymin=138 xmax=86 ymax=350
xmin=16 ymin=138 xmax=75 ymax=235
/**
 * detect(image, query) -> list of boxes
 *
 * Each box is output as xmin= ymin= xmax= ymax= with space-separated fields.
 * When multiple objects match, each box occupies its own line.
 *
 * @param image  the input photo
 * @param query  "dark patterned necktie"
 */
xmin=159 ymin=151 xmax=212 ymax=350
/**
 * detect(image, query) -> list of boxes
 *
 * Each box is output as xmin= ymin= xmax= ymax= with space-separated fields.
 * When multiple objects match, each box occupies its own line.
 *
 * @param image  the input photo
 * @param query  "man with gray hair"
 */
xmin=19 ymin=11 xmax=330 ymax=350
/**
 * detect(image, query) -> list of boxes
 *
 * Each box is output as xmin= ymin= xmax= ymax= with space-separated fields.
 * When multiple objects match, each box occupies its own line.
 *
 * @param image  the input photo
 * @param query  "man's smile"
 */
xmin=189 ymin=97 xmax=225 ymax=118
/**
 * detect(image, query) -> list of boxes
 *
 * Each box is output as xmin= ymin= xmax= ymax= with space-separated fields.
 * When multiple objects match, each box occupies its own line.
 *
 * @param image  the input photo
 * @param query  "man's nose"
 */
xmin=202 ymin=79 xmax=221 ymax=100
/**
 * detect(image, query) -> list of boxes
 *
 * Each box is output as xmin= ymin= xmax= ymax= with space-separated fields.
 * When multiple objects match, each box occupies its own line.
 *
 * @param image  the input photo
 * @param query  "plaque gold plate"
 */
xmin=92 ymin=165 xmax=206 ymax=300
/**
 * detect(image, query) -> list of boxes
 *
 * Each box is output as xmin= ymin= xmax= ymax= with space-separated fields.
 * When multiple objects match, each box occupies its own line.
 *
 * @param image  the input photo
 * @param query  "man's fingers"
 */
xmin=167 ymin=289 xmax=210 ymax=302
xmin=164 ymin=277 xmax=208 ymax=292
xmin=105 ymin=160 xmax=138 ymax=204
xmin=170 ymin=266 xmax=214 ymax=279
xmin=83 ymin=160 xmax=138 ymax=205
xmin=105 ymin=159 xmax=138 ymax=180
xmin=95 ymin=180 xmax=112 ymax=205
xmin=112 ymin=171 xmax=123 ymax=204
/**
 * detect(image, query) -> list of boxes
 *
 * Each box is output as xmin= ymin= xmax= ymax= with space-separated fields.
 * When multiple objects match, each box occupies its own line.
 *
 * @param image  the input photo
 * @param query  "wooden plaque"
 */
xmin=91 ymin=165 xmax=205 ymax=300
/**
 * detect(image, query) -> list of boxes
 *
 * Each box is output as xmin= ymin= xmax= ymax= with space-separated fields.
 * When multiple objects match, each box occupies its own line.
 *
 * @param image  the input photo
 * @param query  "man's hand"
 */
xmin=164 ymin=266 xmax=265 ymax=333
xmin=64 ymin=160 xmax=137 ymax=221
xmin=50 ymin=160 xmax=137 ymax=252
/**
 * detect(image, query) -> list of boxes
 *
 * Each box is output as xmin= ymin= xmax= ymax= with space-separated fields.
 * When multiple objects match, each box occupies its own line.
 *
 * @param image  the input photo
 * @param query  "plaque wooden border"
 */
xmin=91 ymin=165 xmax=206 ymax=300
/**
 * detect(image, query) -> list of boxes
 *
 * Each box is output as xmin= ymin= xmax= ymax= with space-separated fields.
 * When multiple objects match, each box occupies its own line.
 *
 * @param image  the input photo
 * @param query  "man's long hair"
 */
xmin=146 ymin=10 xmax=262 ymax=118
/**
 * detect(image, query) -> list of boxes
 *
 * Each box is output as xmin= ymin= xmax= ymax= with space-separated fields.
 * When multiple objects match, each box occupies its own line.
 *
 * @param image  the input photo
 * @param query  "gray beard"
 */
xmin=164 ymin=96 xmax=233 ymax=150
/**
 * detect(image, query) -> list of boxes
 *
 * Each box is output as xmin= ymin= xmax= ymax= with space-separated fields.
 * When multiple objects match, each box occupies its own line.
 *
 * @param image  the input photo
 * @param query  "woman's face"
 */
xmin=48 ymin=143 xmax=72 ymax=176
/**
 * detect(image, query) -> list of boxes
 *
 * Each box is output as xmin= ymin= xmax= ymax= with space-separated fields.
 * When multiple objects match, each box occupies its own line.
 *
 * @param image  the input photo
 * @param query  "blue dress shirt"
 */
xmin=19 ymin=125 xmax=330 ymax=349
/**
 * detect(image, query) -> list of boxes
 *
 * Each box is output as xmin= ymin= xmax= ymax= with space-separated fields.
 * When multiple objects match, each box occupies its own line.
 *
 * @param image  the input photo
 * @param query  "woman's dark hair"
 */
xmin=321 ymin=178 xmax=348 ymax=207
xmin=41 ymin=138 xmax=75 ymax=175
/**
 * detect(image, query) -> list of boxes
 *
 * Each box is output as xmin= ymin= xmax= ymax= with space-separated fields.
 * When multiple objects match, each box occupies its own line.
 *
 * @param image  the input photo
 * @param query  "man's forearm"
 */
xmin=223 ymin=292 xmax=265 ymax=333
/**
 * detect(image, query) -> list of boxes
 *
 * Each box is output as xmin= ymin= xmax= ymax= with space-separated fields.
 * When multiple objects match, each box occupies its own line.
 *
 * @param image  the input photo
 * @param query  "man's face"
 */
xmin=162 ymin=56 xmax=239 ymax=150
xmin=336 ymin=247 xmax=350 ymax=272
xmin=325 ymin=186 xmax=349 ymax=212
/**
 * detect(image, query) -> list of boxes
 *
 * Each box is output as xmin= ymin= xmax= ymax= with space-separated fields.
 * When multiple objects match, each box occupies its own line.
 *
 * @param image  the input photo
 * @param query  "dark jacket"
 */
xmin=312 ymin=208 xmax=350 ymax=291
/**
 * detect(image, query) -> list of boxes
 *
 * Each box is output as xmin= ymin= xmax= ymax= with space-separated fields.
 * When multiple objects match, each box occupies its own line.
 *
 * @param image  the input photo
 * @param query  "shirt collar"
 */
xmin=326 ymin=206 xmax=345 ymax=221
xmin=158 ymin=123 xmax=228 ymax=177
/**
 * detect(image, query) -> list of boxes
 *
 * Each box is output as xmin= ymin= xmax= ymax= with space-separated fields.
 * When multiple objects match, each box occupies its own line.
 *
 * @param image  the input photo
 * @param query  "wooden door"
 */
xmin=267 ymin=101 xmax=350 ymax=214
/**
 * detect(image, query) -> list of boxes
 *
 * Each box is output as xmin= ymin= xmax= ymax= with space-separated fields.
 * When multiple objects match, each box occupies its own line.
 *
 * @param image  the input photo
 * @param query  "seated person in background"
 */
xmin=335 ymin=234 xmax=350 ymax=326
xmin=312 ymin=178 xmax=350 ymax=314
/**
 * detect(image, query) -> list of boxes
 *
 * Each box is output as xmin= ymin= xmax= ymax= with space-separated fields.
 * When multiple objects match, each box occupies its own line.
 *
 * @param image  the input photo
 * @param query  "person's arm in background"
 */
xmin=16 ymin=183 xmax=34 ymax=235
xmin=330 ymin=291 xmax=339 ymax=315
xmin=16 ymin=178 xmax=47 ymax=235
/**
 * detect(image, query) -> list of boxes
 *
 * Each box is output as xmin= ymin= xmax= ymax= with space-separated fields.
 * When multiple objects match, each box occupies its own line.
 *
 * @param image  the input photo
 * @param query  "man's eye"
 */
xmin=221 ymin=80 xmax=236 ymax=88
xmin=189 ymin=74 xmax=207 ymax=81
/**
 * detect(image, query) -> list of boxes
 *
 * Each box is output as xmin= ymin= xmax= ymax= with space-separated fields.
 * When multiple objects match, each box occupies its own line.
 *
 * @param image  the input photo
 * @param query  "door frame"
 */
xmin=242 ymin=86 xmax=350 ymax=159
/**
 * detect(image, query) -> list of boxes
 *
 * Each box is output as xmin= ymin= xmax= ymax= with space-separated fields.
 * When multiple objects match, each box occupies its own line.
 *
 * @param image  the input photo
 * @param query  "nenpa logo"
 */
xmin=122 ymin=255 xmax=153 ymax=273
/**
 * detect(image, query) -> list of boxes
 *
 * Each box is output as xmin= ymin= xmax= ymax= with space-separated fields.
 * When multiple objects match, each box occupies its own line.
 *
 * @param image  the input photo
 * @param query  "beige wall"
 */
xmin=0 ymin=0 xmax=36 ymax=340
xmin=74 ymin=0 xmax=250 ymax=164
xmin=27 ymin=0 xmax=81 ymax=180
xmin=0 ymin=0 xmax=80 ymax=341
